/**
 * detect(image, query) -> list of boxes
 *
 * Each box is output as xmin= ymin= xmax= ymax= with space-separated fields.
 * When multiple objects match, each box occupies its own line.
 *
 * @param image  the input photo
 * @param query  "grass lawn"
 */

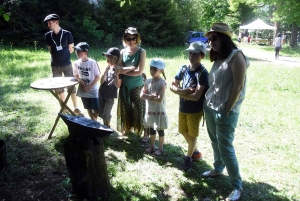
xmin=0 ymin=44 xmax=300 ymax=201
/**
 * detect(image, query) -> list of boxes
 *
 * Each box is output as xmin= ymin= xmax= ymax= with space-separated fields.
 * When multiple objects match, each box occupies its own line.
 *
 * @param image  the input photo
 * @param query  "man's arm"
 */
xmin=69 ymin=43 xmax=74 ymax=53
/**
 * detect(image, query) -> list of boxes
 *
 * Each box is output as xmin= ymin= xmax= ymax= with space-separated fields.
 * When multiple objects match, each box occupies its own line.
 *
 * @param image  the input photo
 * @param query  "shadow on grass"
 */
xmin=102 ymin=132 xmax=292 ymax=201
xmin=0 ymin=90 xmax=72 ymax=200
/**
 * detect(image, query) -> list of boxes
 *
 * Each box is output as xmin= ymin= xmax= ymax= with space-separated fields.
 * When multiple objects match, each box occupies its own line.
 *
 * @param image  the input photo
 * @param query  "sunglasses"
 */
xmin=126 ymin=37 xmax=137 ymax=42
xmin=207 ymin=36 xmax=218 ymax=42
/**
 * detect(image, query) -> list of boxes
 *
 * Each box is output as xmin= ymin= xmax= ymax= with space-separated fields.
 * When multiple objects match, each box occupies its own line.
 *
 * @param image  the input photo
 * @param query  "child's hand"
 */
xmin=170 ymin=85 xmax=179 ymax=94
xmin=115 ymin=66 xmax=122 ymax=74
xmin=83 ymin=84 xmax=91 ymax=92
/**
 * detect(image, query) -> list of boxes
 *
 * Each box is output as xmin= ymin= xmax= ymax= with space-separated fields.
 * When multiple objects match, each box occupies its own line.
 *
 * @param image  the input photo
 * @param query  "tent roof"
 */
xmin=239 ymin=19 xmax=276 ymax=30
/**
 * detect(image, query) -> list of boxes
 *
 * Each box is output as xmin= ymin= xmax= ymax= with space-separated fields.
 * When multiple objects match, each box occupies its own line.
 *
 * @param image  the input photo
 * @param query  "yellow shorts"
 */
xmin=178 ymin=111 xmax=203 ymax=137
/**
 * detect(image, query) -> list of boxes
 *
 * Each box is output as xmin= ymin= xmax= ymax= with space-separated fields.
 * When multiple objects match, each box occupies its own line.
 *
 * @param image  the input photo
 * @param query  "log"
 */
xmin=0 ymin=139 xmax=6 ymax=173
xmin=59 ymin=114 xmax=113 ymax=201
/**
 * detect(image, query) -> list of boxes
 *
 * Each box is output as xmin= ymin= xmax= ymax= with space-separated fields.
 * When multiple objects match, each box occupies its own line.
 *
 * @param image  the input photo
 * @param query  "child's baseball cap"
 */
xmin=102 ymin=47 xmax=120 ymax=57
xmin=185 ymin=41 xmax=207 ymax=55
xmin=74 ymin=42 xmax=89 ymax=52
xmin=150 ymin=58 xmax=165 ymax=70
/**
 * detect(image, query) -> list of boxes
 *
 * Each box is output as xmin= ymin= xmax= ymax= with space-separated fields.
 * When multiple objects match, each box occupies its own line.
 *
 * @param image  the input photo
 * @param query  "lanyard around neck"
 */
xmin=51 ymin=29 xmax=63 ymax=47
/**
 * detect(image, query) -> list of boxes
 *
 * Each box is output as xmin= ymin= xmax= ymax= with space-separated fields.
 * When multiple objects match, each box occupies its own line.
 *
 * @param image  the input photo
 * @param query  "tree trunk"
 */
xmin=64 ymin=137 xmax=111 ymax=201
xmin=290 ymin=22 xmax=298 ymax=47
xmin=0 ymin=139 xmax=6 ymax=173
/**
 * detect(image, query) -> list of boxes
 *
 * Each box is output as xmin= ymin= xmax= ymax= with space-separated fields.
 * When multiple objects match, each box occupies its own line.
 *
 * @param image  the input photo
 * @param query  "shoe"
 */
xmin=183 ymin=156 xmax=192 ymax=171
xmin=226 ymin=189 xmax=242 ymax=201
xmin=201 ymin=169 xmax=223 ymax=178
xmin=145 ymin=146 xmax=155 ymax=154
xmin=153 ymin=149 xmax=163 ymax=156
xmin=74 ymin=108 xmax=84 ymax=116
xmin=141 ymin=135 xmax=149 ymax=143
xmin=192 ymin=151 xmax=202 ymax=161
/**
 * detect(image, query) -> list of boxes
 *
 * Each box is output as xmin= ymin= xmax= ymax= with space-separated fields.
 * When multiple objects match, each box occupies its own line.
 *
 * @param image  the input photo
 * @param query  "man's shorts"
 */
xmin=52 ymin=64 xmax=76 ymax=94
xmin=98 ymin=93 xmax=114 ymax=121
xmin=178 ymin=111 xmax=203 ymax=137
xmin=81 ymin=97 xmax=99 ymax=111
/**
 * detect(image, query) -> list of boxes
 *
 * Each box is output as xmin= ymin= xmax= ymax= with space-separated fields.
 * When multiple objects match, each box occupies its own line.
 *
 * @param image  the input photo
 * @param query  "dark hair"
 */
xmin=209 ymin=32 xmax=238 ymax=61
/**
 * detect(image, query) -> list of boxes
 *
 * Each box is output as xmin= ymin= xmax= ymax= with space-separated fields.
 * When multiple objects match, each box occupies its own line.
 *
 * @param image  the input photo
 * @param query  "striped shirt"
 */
xmin=205 ymin=49 xmax=250 ymax=113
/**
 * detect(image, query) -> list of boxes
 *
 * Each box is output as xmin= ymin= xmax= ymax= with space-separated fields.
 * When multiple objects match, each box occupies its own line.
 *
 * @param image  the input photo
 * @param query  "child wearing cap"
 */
xmin=170 ymin=41 xmax=209 ymax=171
xmin=73 ymin=42 xmax=101 ymax=120
xmin=140 ymin=58 xmax=168 ymax=156
xmin=98 ymin=47 xmax=125 ymax=127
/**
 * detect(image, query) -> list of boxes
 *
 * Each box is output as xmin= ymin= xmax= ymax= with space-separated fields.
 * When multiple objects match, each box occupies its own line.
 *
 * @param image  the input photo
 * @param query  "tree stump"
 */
xmin=0 ymin=139 xmax=6 ymax=173
xmin=59 ymin=114 xmax=114 ymax=201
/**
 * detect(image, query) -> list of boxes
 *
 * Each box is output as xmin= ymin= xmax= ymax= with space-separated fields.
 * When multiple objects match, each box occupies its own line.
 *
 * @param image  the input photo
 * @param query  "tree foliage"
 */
xmin=0 ymin=0 xmax=281 ymax=48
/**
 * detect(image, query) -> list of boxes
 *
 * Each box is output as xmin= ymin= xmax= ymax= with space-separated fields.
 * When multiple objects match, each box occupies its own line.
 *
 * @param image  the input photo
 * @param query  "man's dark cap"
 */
xmin=102 ymin=47 xmax=120 ymax=57
xmin=74 ymin=42 xmax=90 ymax=52
xmin=44 ymin=14 xmax=60 ymax=22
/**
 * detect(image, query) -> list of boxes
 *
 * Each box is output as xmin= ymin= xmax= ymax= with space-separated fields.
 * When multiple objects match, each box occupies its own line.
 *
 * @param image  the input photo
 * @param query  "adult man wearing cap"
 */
xmin=44 ymin=14 xmax=83 ymax=116
xmin=170 ymin=41 xmax=209 ymax=171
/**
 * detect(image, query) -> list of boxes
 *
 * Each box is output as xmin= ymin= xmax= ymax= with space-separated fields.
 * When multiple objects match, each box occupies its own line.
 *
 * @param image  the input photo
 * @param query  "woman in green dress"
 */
xmin=117 ymin=27 xmax=146 ymax=136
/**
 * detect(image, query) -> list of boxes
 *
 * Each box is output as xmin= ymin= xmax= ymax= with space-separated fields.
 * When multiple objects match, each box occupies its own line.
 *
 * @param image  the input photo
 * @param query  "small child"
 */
xmin=170 ymin=41 xmax=209 ymax=171
xmin=99 ymin=47 xmax=122 ymax=127
xmin=140 ymin=58 xmax=168 ymax=156
xmin=73 ymin=42 xmax=101 ymax=120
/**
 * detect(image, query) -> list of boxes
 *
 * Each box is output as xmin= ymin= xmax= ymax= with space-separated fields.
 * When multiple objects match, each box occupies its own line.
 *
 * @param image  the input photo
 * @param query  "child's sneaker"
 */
xmin=183 ymin=156 xmax=192 ymax=171
xmin=74 ymin=108 xmax=84 ymax=116
xmin=192 ymin=151 xmax=202 ymax=161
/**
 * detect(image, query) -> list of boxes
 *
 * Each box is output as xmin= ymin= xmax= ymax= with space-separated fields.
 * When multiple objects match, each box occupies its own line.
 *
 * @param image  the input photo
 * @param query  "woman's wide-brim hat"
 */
xmin=204 ymin=23 xmax=233 ymax=38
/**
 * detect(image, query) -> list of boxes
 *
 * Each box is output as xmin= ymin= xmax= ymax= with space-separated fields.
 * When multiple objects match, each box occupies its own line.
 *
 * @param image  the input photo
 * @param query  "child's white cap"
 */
xmin=150 ymin=58 xmax=165 ymax=70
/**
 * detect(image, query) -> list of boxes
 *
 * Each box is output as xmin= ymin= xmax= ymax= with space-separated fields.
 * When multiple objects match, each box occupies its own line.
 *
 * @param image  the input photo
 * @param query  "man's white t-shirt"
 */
xmin=73 ymin=58 xmax=100 ymax=98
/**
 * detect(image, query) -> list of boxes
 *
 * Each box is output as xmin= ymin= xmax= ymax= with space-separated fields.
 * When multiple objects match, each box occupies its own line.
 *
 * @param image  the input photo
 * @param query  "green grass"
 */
xmin=0 ymin=45 xmax=300 ymax=200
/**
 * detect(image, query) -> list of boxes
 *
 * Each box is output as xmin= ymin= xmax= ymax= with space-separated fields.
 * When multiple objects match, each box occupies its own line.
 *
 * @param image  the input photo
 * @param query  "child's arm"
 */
xmin=148 ymin=84 xmax=166 ymax=104
xmin=115 ymin=66 xmax=122 ymax=88
xmin=170 ymin=79 xmax=194 ymax=95
xmin=179 ymin=84 xmax=205 ymax=101
xmin=101 ymin=65 xmax=109 ymax=84
xmin=83 ymin=74 xmax=100 ymax=92
xmin=140 ymin=83 xmax=157 ymax=100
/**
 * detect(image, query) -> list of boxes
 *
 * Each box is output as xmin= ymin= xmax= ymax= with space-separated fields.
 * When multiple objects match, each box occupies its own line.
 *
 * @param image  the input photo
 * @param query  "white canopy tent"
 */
xmin=239 ymin=18 xmax=276 ymax=30
xmin=239 ymin=19 xmax=276 ymax=44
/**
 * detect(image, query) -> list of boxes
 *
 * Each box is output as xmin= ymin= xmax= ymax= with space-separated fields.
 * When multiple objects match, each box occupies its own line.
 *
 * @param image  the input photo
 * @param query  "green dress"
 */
xmin=117 ymin=48 xmax=145 ymax=135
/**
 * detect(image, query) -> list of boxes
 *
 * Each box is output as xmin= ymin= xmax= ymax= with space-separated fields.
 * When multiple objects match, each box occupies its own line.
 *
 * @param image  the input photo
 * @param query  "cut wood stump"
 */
xmin=59 ymin=114 xmax=114 ymax=201
xmin=0 ymin=139 xmax=6 ymax=173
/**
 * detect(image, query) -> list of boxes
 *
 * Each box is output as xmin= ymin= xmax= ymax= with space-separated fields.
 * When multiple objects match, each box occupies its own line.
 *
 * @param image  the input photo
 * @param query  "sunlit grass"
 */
xmin=0 ymin=46 xmax=300 ymax=200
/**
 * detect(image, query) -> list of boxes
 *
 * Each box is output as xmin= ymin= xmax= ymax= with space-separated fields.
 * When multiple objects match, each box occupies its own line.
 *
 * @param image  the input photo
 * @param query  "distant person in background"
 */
xmin=202 ymin=22 xmax=250 ymax=201
xmin=282 ymin=33 xmax=286 ymax=45
xmin=247 ymin=35 xmax=251 ymax=44
xmin=273 ymin=33 xmax=283 ymax=59
xmin=44 ymin=14 xmax=83 ymax=116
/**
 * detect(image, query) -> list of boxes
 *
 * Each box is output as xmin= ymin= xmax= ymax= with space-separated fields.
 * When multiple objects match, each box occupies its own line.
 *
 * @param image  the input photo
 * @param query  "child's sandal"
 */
xmin=153 ymin=149 xmax=163 ymax=156
xmin=141 ymin=135 xmax=149 ymax=143
xmin=145 ymin=146 xmax=155 ymax=154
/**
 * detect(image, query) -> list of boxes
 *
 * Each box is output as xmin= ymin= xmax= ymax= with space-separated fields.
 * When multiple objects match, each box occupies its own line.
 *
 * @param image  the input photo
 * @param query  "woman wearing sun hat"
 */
xmin=116 ymin=27 xmax=146 ymax=136
xmin=201 ymin=23 xmax=250 ymax=201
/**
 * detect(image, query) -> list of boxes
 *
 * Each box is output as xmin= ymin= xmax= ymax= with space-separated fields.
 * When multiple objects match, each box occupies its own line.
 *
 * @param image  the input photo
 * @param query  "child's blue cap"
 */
xmin=150 ymin=58 xmax=165 ymax=70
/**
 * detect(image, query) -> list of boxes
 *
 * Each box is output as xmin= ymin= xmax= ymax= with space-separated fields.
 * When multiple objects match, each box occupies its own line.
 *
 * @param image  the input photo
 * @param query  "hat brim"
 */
xmin=102 ymin=52 xmax=111 ymax=56
xmin=204 ymin=30 xmax=233 ymax=38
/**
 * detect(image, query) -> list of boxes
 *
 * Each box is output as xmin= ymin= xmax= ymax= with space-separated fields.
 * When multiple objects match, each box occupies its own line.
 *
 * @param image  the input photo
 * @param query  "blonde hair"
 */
xmin=106 ymin=55 xmax=119 ymax=65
